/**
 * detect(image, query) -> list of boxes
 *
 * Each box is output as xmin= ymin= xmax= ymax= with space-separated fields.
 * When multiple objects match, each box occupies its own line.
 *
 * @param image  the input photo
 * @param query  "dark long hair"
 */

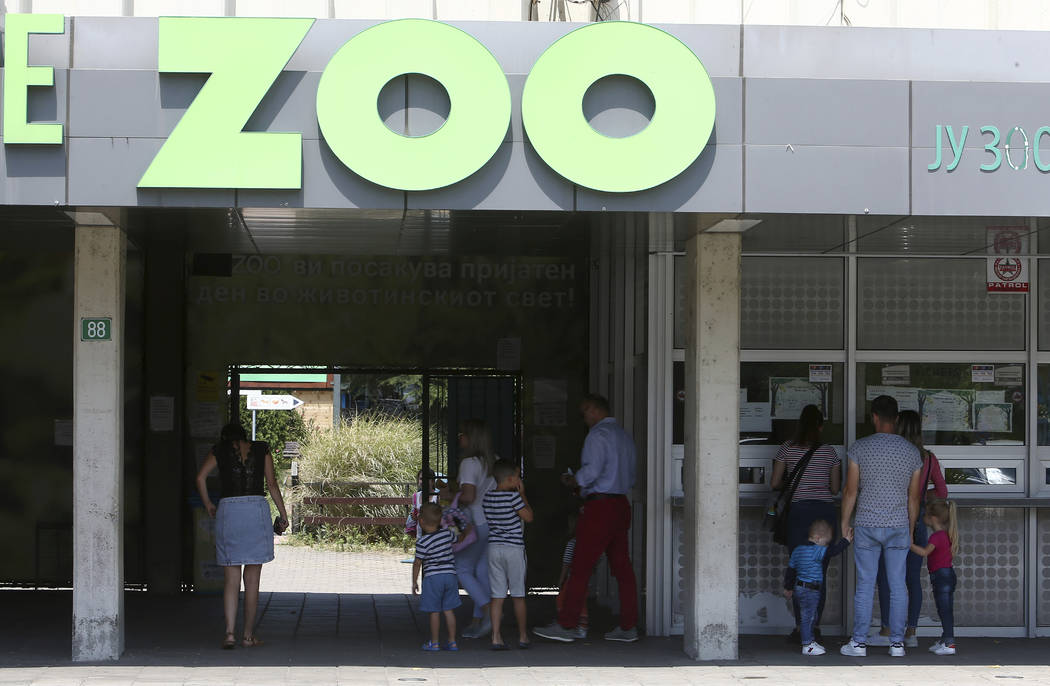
xmin=219 ymin=422 xmax=247 ymax=455
xmin=791 ymin=405 xmax=824 ymax=447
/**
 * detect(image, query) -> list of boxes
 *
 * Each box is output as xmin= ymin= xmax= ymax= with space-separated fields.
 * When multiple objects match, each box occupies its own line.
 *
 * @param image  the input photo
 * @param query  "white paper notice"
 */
xmin=866 ymin=386 xmax=920 ymax=412
xmin=533 ymin=436 xmax=556 ymax=469
xmin=740 ymin=402 xmax=772 ymax=432
xmin=190 ymin=402 xmax=222 ymax=438
xmin=770 ymin=378 xmax=824 ymax=419
xmin=976 ymin=390 xmax=1005 ymax=404
xmin=534 ymin=379 xmax=568 ymax=404
xmin=995 ymin=365 xmax=1024 ymax=386
xmin=497 ymin=338 xmax=521 ymax=370
xmin=54 ymin=419 xmax=73 ymax=447
xmin=740 ymin=388 xmax=748 ymax=404
xmin=534 ymin=403 xmax=566 ymax=427
xmin=919 ymin=389 xmax=975 ymax=432
xmin=881 ymin=365 xmax=911 ymax=385
xmin=971 ymin=364 xmax=995 ymax=383
xmin=149 ymin=395 xmax=175 ymax=432
xmin=809 ymin=364 xmax=833 ymax=383
xmin=975 ymin=403 xmax=1012 ymax=433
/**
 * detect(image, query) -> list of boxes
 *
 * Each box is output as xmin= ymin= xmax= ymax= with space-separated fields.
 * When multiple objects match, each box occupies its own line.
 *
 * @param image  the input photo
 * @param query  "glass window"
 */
xmin=740 ymin=214 xmax=847 ymax=253
xmin=694 ymin=361 xmax=848 ymax=446
xmin=855 ymin=216 xmax=1022 ymax=255
xmin=1038 ymin=260 xmax=1050 ymax=350
xmin=857 ymin=258 xmax=1025 ymax=350
xmin=944 ymin=467 xmax=1017 ymax=486
xmin=1035 ymin=364 xmax=1050 ymax=445
xmin=740 ymin=257 xmax=844 ymax=350
xmin=856 ymin=362 xmax=1025 ymax=445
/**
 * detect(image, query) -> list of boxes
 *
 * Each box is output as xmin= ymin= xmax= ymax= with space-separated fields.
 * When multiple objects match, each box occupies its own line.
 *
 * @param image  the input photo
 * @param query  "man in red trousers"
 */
xmin=534 ymin=393 xmax=639 ymax=643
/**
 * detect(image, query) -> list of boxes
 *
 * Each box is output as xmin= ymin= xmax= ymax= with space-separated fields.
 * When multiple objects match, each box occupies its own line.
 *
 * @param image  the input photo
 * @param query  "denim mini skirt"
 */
xmin=215 ymin=495 xmax=274 ymax=566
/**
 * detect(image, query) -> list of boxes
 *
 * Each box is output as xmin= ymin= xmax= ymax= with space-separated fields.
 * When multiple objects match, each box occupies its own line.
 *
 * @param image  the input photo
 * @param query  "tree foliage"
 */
xmin=238 ymin=392 xmax=307 ymax=469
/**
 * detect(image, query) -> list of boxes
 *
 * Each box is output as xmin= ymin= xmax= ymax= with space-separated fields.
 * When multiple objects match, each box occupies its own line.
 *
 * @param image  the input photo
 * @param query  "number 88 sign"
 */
xmin=81 ymin=318 xmax=112 ymax=341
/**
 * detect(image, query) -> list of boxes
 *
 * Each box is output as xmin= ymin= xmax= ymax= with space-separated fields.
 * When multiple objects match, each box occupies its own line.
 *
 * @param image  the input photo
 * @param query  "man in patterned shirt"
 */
xmin=839 ymin=395 xmax=923 ymax=658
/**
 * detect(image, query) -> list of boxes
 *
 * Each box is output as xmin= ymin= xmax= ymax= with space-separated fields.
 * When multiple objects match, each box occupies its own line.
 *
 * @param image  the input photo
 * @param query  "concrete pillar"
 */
xmin=73 ymin=221 xmax=126 ymax=662
xmin=144 ymin=228 xmax=185 ymax=594
xmin=682 ymin=223 xmax=740 ymax=660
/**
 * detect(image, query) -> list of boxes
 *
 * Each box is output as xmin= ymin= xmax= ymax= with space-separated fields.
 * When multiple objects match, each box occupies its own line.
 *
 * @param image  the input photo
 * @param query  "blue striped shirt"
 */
xmin=415 ymin=528 xmax=456 ymax=578
xmin=484 ymin=490 xmax=525 ymax=547
xmin=785 ymin=538 xmax=850 ymax=587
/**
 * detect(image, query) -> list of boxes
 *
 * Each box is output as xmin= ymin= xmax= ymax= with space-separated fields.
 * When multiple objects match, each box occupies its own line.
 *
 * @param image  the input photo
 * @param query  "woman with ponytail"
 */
xmin=910 ymin=498 xmax=959 ymax=655
xmin=196 ymin=422 xmax=289 ymax=649
xmin=449 ymin=418 xmax=498 ymax=639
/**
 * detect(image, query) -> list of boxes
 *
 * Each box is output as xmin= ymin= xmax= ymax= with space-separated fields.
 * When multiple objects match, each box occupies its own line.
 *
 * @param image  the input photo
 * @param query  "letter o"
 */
xmin=316 ymin=19 xmax=510 ymax=191
xmin=521 ymin=22 xmax=715 ymax=193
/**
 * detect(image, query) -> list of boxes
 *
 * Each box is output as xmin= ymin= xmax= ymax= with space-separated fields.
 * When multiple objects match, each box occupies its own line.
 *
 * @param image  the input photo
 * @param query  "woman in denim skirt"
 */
xmin=196 ymin=422 xmax=289 ymax=649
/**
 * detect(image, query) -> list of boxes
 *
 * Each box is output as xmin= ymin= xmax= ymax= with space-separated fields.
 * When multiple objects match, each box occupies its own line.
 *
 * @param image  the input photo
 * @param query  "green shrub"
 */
xmin=290 ymin=412 xmax=421 ymax=549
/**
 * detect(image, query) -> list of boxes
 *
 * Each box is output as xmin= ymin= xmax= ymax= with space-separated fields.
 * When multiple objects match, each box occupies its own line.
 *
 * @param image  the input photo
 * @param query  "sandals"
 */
xmin=422 ymin=640 xmax=442 ymax=651
xmin=222 ymin=632 xmax=236 ymax=650
xmin=242 ymin=636 xmax=264 ymax=648
xmin=490 ymin=642 xmax=509 ymax=651
xmin=445 ymin=641 xmax=459 ymax=651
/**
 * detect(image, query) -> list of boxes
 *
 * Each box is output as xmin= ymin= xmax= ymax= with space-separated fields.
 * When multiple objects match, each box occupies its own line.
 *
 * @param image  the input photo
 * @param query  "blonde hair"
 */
xmin=926 ymin=499 xmax=960 ymax=557
xmin=459 ymin=418 xmax=495 ymax=476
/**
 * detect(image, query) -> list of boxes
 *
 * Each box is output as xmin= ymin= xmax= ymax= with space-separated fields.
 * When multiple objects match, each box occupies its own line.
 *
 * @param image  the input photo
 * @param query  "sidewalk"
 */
xmin=2 ymin=589 xmax=1049 ymax=685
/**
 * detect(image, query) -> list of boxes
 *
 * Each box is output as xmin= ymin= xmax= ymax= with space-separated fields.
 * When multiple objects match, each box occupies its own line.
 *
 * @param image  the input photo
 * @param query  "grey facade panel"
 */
xmin=25 ymin=68 xmax=69 ymax=131
xmin=68 ymin=70 xmax=188 ymax=139
xmin=68 ymin=137 xmax=235 ymax=207
xmin=575 ymin=143 xmax=742 ymax=213
xmin=912 ymin=81 xmax=1050 ymax=149
xmin=746 ymin=78 xmax=907 ymax=147
xmin=0 ymin=144 xmax=67 ymax=206
xmin=242 ymin=138 xmax=404 ymax=210
xmin=406 ymin=140 xmax=573 ymax=211
xmin=26 ymin=17 xmax=72 ymax=70
xmin=745 ymin=145 xmax=908 ymax=215
xmin=911 ymin=153 xmax=1050 ymax=216
xmin=71 ymin=17 xmax=157 ymax=70
xmin=744 ymin=24 xmax=1050 ymax=83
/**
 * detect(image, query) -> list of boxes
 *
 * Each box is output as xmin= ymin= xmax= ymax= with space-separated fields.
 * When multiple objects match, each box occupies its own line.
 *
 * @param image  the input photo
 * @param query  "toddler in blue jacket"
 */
xmin=784 ymin=519 xmax=852 ymax=656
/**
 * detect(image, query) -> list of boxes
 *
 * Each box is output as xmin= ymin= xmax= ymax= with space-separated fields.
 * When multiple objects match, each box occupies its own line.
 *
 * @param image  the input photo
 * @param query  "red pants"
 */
xmin=557 ymin=496 xmax=638 ymax=630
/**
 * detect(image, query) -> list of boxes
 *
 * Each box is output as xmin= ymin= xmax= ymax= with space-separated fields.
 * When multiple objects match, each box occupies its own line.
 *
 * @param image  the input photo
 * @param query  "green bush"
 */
xmin=289 ymin=412 xmax=421 ymax=549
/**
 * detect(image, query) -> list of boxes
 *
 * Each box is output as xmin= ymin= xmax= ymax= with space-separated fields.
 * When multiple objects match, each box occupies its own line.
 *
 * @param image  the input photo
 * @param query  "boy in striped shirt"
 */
xmin=412 ymin=503 xmax=470 ymax=651
xmin=484 ymin=459 xmax=534 ymax=650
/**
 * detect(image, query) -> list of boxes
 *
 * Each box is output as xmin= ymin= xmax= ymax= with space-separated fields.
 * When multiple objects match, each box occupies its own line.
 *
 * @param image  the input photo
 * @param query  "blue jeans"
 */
xmin=454 ymin=522 xmax=490 ymax=619
xmin=931 ymin=567 xmax=957 ymax=643
xmin=795 ymin=586 xmax=821 ymax=645
xmin=876 ymin=503 xmax=927 ymax=629
xmin=853 ymin=526 xmax=910 ymax=644
xmin=786 ymin=500 xmax=838 ymax=628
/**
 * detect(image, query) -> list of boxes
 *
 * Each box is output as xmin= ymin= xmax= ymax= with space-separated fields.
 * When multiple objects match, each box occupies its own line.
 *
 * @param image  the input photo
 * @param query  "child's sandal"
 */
xmin=444 ymin=641 xmax=459 ymax=651
xmin=422 ymin=640 xmax=442 ymax=651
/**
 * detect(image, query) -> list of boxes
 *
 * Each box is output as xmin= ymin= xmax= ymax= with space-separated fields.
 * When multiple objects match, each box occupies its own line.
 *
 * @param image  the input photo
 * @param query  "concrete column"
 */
xmin=682 ymin=224 xmax=740 ymax=660
xmin=73 ymin=221 xmax=126 ymax=662
xmin=144 ymin=228 xmax=185 ymax=594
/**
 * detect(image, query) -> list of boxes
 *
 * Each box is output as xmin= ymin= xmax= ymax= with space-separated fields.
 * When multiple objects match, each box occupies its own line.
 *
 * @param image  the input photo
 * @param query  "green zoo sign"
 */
xmin=2 ymin=16 xmax=716 ymax=193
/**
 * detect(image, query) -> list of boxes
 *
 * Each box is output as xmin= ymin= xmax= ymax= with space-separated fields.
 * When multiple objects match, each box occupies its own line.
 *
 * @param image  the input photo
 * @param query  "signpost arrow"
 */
xmin=246 ymin=394 xmax=304 ymax=411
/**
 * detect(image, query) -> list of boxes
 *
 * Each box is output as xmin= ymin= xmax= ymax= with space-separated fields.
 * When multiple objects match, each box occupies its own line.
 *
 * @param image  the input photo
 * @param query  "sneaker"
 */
xmin=932 ymin=641 xmax=956 ymax=656
xmin=604 ymin=626 xmax=639 ymax=642
xmin=929 ymin=640 xmax=944 ymax=653
xmin=904 ymin=633 xmax=918 ymax=648
xmin=533 ymin=622 xmax=577 ymax=643
xmin=866 ymin=631 xmax=891 ymax=646
xmin=889 ymin=642 xmax=905 ymax=657
xmin=839 ymin=639 xmax=867 ymax=657
xmin=802 ymin=641 xmax=826 ymax=656
xmin=573 ymin=625 xmax=588 ymax=639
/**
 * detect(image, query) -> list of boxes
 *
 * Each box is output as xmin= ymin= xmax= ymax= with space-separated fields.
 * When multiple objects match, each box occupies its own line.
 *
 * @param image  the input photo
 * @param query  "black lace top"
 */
xmin=214 ymin=440 xmax=268 ymax=498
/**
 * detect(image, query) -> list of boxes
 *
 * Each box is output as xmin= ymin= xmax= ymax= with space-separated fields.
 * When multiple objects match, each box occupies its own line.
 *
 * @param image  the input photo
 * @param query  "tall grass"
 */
xmin=288 ymin=412 xmax=420 ymax=550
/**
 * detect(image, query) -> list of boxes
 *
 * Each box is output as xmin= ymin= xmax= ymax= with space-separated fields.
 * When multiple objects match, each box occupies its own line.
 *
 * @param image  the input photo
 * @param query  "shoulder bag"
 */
xmin=763 ymin=443 xmax=821 ymax=546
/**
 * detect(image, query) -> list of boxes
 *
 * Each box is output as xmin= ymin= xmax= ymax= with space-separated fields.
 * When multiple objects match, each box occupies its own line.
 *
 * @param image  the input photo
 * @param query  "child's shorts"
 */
xmin=488 ymin=543 xmax=526 ymax=598
xmin=420 ymin=573 xmax=461 ymax=613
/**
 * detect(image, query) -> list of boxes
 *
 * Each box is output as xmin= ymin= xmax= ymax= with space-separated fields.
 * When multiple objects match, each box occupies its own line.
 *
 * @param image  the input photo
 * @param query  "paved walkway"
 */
xmin=2 ymin=588 xmax=1049 ymax=684
xmin=260 ymin=539 xmax=408 ymax=594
